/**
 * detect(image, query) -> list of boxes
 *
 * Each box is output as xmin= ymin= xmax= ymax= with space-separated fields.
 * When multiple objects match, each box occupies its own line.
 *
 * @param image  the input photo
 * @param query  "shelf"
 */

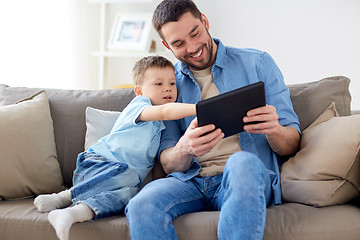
xmin=92 ymin=50 xmax=169 ymax=58
xmin=89 ymin=0 xmax=152 ymax=3
xmin=90 ymin=0 xmax=156 ymax=89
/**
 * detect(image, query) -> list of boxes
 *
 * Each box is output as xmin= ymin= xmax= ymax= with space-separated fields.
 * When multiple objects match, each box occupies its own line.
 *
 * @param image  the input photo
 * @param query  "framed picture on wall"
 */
xmin=107 ymin=13 xmax=153 ymax=51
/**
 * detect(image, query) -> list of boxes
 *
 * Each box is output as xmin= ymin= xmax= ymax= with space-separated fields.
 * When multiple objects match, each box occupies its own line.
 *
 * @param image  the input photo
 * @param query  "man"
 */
xmin=125 ymin=0 xmax=300 ymax=239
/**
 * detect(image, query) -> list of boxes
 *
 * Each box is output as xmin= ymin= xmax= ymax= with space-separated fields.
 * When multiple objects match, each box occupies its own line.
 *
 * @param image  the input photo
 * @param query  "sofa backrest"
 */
xmin=287 ymin=76 xmax=351 ymax=132
xmin=0 ymin=85 xmax=135 ymax=188
xmin=0 ymin=76 xmax=351 ymax=188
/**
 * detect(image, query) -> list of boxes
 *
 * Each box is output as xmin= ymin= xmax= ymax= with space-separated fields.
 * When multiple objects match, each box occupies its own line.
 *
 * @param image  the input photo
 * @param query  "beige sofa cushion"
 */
xmin=0 ymin=91 xmax=64 ymax=200
xmin=281 ymin=102 xmax=360 ymax=206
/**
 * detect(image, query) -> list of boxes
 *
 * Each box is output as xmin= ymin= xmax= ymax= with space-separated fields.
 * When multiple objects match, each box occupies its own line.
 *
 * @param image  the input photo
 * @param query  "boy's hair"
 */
xmin=152 ymin=0 xmax=202 ymax=40
xmin=132 ymin=55 xmax=174 ymax=85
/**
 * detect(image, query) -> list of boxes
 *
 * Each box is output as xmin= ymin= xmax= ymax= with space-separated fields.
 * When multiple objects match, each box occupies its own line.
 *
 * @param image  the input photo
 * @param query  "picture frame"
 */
xmin=107 ymin=13 xmax=153 ymax=51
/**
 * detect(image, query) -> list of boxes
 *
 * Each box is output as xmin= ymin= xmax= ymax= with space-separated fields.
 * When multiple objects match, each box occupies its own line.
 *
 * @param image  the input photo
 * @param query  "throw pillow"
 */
xmin=288 ymin=76 xmax=351 ymax=132
xmin=84 ymin=107 xmax=121 ymax=150
xmin=84 ymin=106 xmax=155 ymax=187
xmin=281 ymin=102 xmax=360 ymax=207
xmin=0 ymin=91 xmax=65 ymax=200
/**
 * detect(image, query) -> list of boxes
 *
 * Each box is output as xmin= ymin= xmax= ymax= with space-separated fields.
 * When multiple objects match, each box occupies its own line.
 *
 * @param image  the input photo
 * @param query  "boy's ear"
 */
xmin=162 ymin=40 xmax=171 ymax=50
xmin=134 ymin=85 xmax=143 ymax=96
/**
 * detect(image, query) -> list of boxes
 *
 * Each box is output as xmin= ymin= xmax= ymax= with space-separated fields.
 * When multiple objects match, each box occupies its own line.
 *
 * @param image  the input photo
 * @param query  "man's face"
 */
xmin=160 ymin=12 xmax=217 ymax=70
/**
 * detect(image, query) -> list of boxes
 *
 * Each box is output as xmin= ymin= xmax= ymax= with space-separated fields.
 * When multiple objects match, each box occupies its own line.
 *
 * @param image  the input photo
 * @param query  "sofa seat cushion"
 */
xmin=264 ymin=202 xmax=360 ymax=240
xmin=0 ymin=199 xmax=130 ymax=240
xmin=1 ymin=199 xmax=360 ymax=240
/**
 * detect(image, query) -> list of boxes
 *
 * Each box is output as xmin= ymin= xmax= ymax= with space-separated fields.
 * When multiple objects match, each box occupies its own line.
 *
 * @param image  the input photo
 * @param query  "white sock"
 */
xmin=48 ymin=203 xmax=95 ymax=240
xmin=34 ymin=189 xmax=72 ymax=212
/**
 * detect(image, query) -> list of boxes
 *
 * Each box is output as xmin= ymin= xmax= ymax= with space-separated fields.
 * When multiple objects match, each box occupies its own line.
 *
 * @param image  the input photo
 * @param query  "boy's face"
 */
xmin=135 ymin=66 xmax=177 ymax=105
xmin=160 ymin=12 xmax=217 ymax=70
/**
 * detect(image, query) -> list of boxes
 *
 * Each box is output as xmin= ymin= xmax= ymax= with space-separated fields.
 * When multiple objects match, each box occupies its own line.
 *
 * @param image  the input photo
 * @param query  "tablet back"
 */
xmin=196 ymin=81 xmax=265 ymax=137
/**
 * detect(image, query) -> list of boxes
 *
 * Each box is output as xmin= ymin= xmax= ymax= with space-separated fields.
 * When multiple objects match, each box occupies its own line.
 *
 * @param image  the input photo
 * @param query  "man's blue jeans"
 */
xmin=125 ymin=151 xmax=272 ymax=240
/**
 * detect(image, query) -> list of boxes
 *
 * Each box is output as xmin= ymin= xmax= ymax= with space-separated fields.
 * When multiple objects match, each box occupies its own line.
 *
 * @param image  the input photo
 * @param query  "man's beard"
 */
xmin=175 ymin=37 xmax=215 ymax=70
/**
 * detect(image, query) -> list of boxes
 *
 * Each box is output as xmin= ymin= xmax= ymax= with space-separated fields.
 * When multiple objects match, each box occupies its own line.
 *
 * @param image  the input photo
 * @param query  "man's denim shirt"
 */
xmin=159 ymin=39 xmax=300 ymax=205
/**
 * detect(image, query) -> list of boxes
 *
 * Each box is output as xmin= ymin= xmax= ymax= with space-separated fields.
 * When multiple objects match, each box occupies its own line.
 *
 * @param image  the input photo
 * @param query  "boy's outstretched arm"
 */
xmin=138 ymin=103 xmax=196 ymax=121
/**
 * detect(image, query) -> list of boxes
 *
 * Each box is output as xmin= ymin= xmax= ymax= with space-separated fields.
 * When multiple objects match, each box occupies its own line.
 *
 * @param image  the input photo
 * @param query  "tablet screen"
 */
xmin=196 ymin=81 xmax=265 ymax=137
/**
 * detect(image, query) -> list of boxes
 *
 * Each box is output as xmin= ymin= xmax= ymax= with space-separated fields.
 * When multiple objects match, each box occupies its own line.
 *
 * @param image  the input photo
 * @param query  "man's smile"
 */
xmin=191 ymin=48 xmax=203 ymax=58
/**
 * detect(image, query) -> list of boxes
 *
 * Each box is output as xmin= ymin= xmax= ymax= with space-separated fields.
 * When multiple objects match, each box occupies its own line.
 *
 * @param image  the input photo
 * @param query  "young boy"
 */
xmin=33 ymin=56 xmax=196 ymax=240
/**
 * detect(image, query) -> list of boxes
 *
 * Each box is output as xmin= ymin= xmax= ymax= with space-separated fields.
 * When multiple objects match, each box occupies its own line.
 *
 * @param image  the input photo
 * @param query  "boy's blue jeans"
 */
xmin=71 ymin=152 xmax=140 ymax=219
xmin=125 ymin=151 xmax=273 ymax=240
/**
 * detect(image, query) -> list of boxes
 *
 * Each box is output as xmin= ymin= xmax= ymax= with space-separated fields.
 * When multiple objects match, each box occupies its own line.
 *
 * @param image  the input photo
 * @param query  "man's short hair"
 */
xmin=152 ymin=0 xmax=202 ymax=40
xmin=132 ymin=55 xmax=174 ymax=85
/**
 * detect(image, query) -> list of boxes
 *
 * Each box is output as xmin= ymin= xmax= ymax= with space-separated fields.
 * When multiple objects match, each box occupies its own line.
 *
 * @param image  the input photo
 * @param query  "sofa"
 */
xmin=0 ymin=76 xmax=359 ymax=240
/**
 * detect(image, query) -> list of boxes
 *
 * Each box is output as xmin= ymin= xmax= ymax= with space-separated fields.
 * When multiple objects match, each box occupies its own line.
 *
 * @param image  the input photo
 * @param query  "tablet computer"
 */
xmin=196 ymin=81 xmax=265 ymax=138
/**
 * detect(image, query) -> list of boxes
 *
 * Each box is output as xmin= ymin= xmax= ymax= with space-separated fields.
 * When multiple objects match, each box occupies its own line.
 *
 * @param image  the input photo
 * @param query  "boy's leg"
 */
xmin=34 ymin=153 xmax=139 ymax=213
xmin=48 ymin=186 xmax=138 ymax=240
xmin=81 ymin=186 xmax=139 ymax=219
xmin=215 ymin=151 xmax=272 ymax=240
xmin=71 ymin=158 xmax=140 ymax=203
xmin=72 ymin=162 xmax=140 ymax=219
xmin=34 ymin=189 xmax=72 ymax=212
xmin=125 ymin=177 xmax=205 ymax=240
xmin=48 ymin=203 xmax=95 ymax=240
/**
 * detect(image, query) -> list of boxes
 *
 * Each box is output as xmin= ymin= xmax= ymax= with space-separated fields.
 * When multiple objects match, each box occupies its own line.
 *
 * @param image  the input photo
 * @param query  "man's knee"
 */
xmin=125 ymin=180 xmax=165 ymax=218
xmin=226 ymin=151 xmax=263 ymax=170
xmin=126 ymin=191 xmax=152 ymax=220
xmin=224 ymin=151 xmax=267 ymax=185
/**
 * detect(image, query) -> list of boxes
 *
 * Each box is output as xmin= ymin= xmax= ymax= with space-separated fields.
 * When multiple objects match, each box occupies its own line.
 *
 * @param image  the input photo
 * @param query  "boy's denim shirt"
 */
xmin=159 ymin=38 xmax=300 ymax=205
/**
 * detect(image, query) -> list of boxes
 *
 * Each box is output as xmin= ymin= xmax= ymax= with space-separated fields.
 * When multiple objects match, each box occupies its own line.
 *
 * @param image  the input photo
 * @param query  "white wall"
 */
xmin=104 ymin=0 xmax=360 ymax=109
xmin=0 ymin=0 xmax=99 ymax=90
xmin=104 ymin=1 xmax=169 ymax=89
xmin=194 ymin=0 xmax=360 ymax=110
xmin=1 ymin=0 xmax=359 ymax=109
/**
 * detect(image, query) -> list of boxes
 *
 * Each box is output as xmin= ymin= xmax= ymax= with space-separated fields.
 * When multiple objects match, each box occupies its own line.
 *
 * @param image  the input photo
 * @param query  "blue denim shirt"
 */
xmin=159 ymin=39 xmax=300 ymax=205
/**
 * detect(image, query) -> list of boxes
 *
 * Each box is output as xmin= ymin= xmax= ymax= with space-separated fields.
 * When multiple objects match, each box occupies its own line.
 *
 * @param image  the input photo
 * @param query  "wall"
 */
xmin=1 ymin=0 xmax=359 ymax=109
xmin=195 ymin=0 xmax=360 ymax=110
xmin=103 ymin=1 xmax=172 ymax=89
xmin=103 ymin=0 xmax=359 ymax=109
xmin=0 ymin=0 xmax=99 ymax=90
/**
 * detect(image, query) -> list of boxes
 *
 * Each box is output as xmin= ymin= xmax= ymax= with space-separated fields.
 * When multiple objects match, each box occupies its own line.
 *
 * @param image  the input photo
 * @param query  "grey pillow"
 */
xmin=0 ymin=84 xmax=135 ymax=187
xmin=288 ymin=76 xmax=351 ymax=132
